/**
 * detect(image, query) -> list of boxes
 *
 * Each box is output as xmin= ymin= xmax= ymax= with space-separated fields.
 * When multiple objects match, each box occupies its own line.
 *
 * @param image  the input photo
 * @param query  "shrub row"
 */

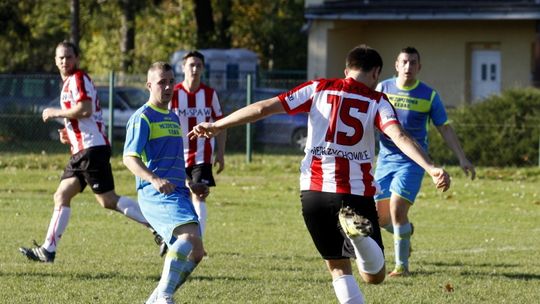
xmin=428 ymin=87 xmax=540 ymax=167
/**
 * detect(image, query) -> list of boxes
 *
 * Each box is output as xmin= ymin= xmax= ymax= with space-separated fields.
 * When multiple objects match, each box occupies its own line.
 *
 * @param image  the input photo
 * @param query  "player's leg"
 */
xmin=139 ymin=186 xmax=203 ymax=304
xmin=19 ymin=176 xmax=80 ymax=262
xmin=374 ymin=161 xmax=395 ymax=234
xmin=187 ymin=164 xmax=215 ymax=238
xmin=339 ymin=197 xmax=386 ymax=284
xmin=151 ymin=223 xmax=203 ymax=303
xmin=376 ymin=199 xmax=393 ymax=233
xmin=327 ymin=259 xmax=365 ymax=304
xmin=300 ymin=191 xmax=366 ymax=304
xmin=387 ymin=163 xmax=423 ymax=277
xmin=190 ymin=193 xmax=207 ymax=236
xmin=388 ymin=194 xmax=412 ymax=276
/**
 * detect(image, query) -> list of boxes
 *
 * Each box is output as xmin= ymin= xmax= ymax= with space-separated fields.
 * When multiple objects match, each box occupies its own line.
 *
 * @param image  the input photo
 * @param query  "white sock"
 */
xmin=42 ymin=206 xmax=71 ymax=252
xmin=116 ymin=196 xmax=149 ymax=226
xmin=351 ymin=236 xmax=385 ymax=274
xmin=193 ymin=200 xmax=207 ymax=236
xmin=332 ymin=275 xmax=365 ymax=304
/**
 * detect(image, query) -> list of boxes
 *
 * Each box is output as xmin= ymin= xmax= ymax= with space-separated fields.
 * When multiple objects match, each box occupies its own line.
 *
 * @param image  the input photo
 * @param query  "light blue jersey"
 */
xmin=124 ymin=103 xmax=188 ymax=192
xmin=124 ymin=102 xmax=197 ymax=244
xmin=376 ymin=78 xmax=448 ymax=162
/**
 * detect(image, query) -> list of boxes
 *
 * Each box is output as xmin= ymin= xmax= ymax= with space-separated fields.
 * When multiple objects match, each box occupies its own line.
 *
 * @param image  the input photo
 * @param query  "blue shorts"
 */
xmin=374 ymin=160 xmax=425 ymax=204
xmin=138 ymin=185 xmax=199 ymax=245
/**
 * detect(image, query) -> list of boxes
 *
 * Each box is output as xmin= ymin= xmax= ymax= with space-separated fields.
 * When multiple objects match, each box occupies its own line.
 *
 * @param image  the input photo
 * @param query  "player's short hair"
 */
xmin=182 ymin=50 xmax=205 ymax=65
xmin=147 ymin=61 xmax=174 ymax=79
xmin=346 ymin=45 xmax=383 ymax=72
xmin=56 ymin=41 xmax=79 ymax=57
xmin=399 ymin=47 xmax=421 ymax=62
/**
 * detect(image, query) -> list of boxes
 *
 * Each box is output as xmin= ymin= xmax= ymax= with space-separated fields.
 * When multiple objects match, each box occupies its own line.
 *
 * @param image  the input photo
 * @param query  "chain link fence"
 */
xmin=1 ymin=73 xmax=539 ymax=167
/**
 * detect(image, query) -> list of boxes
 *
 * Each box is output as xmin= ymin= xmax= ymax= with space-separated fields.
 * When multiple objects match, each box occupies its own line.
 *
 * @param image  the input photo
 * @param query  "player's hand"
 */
xmin=150 ymin=176 xmax=176 ymax=194
xmin=42 ymin=108 xmax=57 ymax=122
xmin=214 ymin=155 xmax=224 ymax=174
xmin=459 ymin=158 xmax=476 ymax=180
xmin=58 ymin=128 xmax=69 ymax=144
xmin=188 ymin=122 xmax=220 ymax=139
xmin=189 ymin=182 xmax=209 ymax=200
xmin=429 ymin=167 xmax=451 ymax=192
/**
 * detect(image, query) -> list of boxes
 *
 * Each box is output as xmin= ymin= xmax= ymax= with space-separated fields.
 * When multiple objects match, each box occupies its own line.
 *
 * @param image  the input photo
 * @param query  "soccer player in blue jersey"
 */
xmin=123 ymin=62 xmax=209 ymax=304
xmin=375 ymin=47 xmax=476 ymax=277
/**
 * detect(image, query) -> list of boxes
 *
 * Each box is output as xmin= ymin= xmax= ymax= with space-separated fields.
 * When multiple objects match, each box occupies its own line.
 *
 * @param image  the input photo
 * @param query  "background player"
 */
xmin=19 ymin=41 xmax=160 ymax=263
xmin=375 ymin=46 xmax=476 ymax=277
xmin=170 ymin=50 xmax=226 ymax=239
xmin=189 ymin=45 xmax=451 ymax=304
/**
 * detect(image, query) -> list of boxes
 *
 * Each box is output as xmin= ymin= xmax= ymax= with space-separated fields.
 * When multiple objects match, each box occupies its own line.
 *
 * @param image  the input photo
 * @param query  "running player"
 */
xmin=189 ymin=45 xmax=451 ymax=304
xmin=375 ymin=47 xmax=475 ymax=277
xmin=123 ymin=61 xmax=208 ymax=304
xmin=170 ymin=50 xmax=226 ymax=239
xmin=19 ymin=41 xmax=162 ymax=263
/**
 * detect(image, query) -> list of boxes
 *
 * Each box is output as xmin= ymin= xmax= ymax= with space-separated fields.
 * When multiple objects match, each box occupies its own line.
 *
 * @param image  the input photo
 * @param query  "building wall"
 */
xmin=307 ymin=20 xmax=535 ymax=106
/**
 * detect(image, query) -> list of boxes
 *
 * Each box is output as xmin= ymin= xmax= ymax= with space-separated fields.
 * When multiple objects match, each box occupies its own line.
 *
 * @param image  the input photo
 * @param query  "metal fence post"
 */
xmin=108 ymin=71 xmax=115 ymax=150
xmin=246 ymin=74 xmax=253 ymax=163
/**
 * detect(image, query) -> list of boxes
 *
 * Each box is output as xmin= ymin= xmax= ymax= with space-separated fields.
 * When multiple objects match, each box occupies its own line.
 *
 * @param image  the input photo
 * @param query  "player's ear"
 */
xmin=344 ymin=68 xmax=348 ymax=77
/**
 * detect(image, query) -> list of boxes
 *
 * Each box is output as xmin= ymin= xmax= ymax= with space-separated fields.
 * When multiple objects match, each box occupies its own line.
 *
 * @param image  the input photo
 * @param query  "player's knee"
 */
xmin=360 ymin=269 xmax=385 ymax=285
xmin=53 ymin=191 xmax=70 ymax=207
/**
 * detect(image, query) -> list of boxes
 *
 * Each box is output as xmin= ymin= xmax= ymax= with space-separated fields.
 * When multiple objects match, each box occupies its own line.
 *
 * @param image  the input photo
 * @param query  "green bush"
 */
xmin=429 ymin=87 xmax=540 ymax=167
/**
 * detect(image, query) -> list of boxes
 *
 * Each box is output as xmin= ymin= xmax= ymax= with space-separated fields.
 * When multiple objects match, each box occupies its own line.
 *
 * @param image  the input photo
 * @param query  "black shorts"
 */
xmin=300 ymin=190 xmax=384 ymax=260
xmin=61 ymin=145 xmax=115 ymax=194
xmin=185 ymin=163 xmax=216 ymax=187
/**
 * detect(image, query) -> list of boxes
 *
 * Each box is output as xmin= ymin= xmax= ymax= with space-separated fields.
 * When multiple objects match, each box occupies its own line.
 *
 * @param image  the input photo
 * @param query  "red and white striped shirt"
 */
xmin=59 ymin=70 xmax=108 ymax=154
xmin=278 ymin=77 xmax=399 ymax=196
xmin=170 ymin=82 xmax=224 ymax=167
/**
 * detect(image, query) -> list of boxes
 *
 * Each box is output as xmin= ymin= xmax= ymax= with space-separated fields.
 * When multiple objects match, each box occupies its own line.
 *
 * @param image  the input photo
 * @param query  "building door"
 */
xmin=471 ymin=49 xmax=501 ymax=102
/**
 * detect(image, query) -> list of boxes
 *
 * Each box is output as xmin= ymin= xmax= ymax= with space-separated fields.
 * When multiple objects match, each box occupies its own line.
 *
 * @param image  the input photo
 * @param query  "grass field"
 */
xmin=1 ymin=152 xmax=539 ymax=304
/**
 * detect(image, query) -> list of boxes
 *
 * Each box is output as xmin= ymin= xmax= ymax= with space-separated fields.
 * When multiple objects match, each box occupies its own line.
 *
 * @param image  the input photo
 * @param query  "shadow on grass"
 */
xmin=413 ymin=261 xmax=540 ymax=281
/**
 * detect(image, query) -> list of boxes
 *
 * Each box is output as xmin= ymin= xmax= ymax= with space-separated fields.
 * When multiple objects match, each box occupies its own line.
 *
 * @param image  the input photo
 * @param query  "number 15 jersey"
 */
xmin=277 ymin=77 xmax=399 ymax=196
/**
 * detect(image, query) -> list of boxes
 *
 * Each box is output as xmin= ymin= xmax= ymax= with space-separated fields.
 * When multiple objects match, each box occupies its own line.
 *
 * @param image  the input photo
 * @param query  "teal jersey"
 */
xmin=123 ymin=103 xmax=188 ymax=192
xmin=376 ymin=78 xmax=448 ymax=162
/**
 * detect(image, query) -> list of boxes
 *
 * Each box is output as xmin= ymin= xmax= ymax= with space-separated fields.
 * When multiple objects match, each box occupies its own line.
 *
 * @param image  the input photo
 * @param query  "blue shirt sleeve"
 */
xmin=123 ymin=112 xmax=150 ymax=159
xmin=429 ymin=91 xmax=448 ymax=126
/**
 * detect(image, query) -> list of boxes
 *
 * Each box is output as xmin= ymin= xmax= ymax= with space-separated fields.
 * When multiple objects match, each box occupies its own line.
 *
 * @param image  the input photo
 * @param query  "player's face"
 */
xmin=182 ymin=56 xmax=204 ymax=81
xmin=55 ymin=46 xmax=78 ymax=77
xmin=395 ymin=52 xmax=421 ymax=84
xmin=147 ymin=69 xmax=175 ymax=108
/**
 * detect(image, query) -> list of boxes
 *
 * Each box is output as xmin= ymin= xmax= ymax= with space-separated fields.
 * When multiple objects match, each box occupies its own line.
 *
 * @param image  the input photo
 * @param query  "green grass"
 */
xmin=1 ymin=153 xmax=539 ymax=303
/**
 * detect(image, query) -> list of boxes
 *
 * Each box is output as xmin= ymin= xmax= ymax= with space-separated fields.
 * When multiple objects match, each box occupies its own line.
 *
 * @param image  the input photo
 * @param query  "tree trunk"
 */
xmin=193 ymin=0 xmax=215 ymax=48
xmin=70 ymin=0 xmax=79 ymax=47
xmin=120 ymin=0 xmax=135 ymax=73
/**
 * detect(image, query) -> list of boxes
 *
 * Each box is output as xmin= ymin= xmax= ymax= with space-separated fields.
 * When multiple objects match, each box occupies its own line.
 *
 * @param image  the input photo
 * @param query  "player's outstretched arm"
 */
xmin=383 ymin=123 xmax=451 ymax=192
xmin=189 ymin=97 xmax=286 ymax=140
xmin=436 ymin=124 xmax=476 ymax=180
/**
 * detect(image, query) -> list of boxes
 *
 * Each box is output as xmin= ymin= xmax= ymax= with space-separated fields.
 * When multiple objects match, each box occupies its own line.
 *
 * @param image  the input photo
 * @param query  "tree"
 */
xmin=193 ymin=0 xmax=216 ymax=48
xmin=70 ymin=0 xmax=80 ymax=47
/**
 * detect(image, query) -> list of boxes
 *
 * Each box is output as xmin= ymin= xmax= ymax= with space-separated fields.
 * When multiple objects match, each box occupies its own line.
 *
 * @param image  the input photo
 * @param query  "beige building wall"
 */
xmin=307 ymin=20 xmax=535 ymax=106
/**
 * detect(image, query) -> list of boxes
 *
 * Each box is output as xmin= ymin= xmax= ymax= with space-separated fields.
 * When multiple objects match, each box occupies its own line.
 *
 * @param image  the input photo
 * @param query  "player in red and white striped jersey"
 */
xmin=19 ymin=41 xmax=161 ymax=263
xmin=189 ymin=45 xmax=451 ymax=304
xmin=170 ymin=51 xmax=226 ymax=238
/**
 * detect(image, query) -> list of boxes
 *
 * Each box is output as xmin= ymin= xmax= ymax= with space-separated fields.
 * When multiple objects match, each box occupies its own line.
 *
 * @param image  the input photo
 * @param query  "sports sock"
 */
xmin=156 ymin=238 xmax=198 ymax=298
xmin=382 ymin=223 xmax=394 ymax=233
xmin=350 ymin=236 xmax=385 ymax=274
xmin=116 ymin=196 xmax=149 ymax=226
xmin=42 ymin=206 xmax=71 ymax=252
xmin=332 ymin=275 xmax=365 ymax=304
xmin=393 ymin=223 xmax=412 ymax=270
xmin=193 ymin=200 xmax=207 ymax=236
xmin=145 ymin=287 xmax=159 ymax=304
